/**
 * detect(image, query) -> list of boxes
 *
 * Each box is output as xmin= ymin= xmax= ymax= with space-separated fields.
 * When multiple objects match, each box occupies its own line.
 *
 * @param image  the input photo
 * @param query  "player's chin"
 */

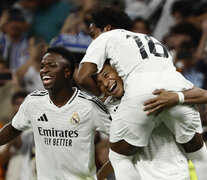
xmin=114 ymin=94 xmax=122 ymax=99
xmin=42 ymin=83 xmax=54 ymax=90
xmin=113 ymin=90 xmax=124 ymax=99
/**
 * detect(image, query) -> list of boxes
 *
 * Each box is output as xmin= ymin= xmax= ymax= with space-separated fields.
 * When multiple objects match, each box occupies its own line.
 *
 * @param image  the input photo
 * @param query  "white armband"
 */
xmin=176 ymin=92 xmax=185 ymax=104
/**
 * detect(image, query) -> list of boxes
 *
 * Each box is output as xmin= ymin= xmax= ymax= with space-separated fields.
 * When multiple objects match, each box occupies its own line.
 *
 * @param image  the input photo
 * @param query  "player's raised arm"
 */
xmin=74 ymin=62 xmax=102 ymax=97
xmin=0 ymin=122 xmax=22 ymax=145
xmin=143 ymin=87 xmax=207 ymax=115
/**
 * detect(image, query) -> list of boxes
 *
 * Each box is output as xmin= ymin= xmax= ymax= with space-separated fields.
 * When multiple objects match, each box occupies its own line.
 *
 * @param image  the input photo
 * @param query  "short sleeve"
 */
xmin=12 ymin=97 xmax=31 ymax=131
xmin=90 ymin=97 xmax=111 ymax=136
xmin=81 ymin=32 xmax=112 ymax=74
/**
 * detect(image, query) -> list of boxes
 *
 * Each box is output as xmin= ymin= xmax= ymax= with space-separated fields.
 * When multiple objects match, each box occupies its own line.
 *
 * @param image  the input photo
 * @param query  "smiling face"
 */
xmin=40 ymin=53 xmax=70 ymax=91
xmin=96 ymin=63 xmax=124 ymax=98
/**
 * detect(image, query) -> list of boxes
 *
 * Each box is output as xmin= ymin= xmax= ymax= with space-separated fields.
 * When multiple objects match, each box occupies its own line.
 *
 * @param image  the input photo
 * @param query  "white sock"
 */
xmin=187 ymin=143 xmax=207 ymax=180
xmin=108 ymin=149 xmax=141 ymax=180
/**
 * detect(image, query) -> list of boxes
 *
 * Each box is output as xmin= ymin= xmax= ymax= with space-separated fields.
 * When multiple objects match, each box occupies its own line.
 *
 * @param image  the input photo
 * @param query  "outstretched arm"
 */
xmin=74 ymin=62 xmax=102 ymax=96
xmin=0 ymin=122 xmax=22 ymax=146
xmin=0 ymin=136 xmax=22 ymax=165
xmin=143 ymin=87 xmax=207 ymax=115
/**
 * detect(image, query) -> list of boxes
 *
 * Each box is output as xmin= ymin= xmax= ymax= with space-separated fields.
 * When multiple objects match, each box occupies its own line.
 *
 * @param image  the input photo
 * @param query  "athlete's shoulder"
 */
xmin=25 ymin=90 xmax=48 ymax=102
xmin=101 ymin=29 xmax=125 ymax=37
xmin=29 ymin=90 xmax=48 ymax=97
xmin=15 ymin=90 xmax=48 ymax=111
xmin=105 ymin=29 xmax=145 ymax=42
xmin=77 ymin=90 xmax=109 ymax=114
xmin=95 ymin=29 xmax=121 ymax=40
xmin=89 ymin=96 xmax=109 ymax=114
xmin=76 ymin=90 xmax=94 ymax=103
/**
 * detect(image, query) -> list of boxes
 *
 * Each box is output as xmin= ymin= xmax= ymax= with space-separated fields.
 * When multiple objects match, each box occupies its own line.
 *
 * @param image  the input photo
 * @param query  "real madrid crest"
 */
xmin=71 ymin=112 xmax=80 ymax=125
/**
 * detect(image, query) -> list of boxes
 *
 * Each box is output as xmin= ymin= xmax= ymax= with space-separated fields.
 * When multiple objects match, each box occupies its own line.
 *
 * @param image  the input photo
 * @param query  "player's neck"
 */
xmin=49 ymin=87 xmax=75 ymax=108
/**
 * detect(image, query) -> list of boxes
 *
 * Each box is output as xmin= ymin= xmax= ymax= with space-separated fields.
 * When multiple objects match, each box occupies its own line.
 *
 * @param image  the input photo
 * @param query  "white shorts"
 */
xmin=161 ymin=104 xmax=202 ymax=144
xmin=109 ymin=93 xmax=202 ymax=146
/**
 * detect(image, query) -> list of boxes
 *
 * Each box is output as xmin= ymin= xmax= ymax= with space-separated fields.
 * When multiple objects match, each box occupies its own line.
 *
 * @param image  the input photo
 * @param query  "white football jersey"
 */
xmin=12 ymin=88 xmax=111 ymax=180
xmin=105 ymin=97 xmax=190 ymax=180
xmin=81 ymin=29 xmax=172 ymax=81
xmin=81 ymin=29 xmax=193 ymax=94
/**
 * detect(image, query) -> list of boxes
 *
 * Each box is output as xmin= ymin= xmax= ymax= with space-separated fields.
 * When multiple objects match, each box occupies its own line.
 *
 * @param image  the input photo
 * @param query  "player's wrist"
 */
xmin=176 ymin=92 xmax=185 ymax=104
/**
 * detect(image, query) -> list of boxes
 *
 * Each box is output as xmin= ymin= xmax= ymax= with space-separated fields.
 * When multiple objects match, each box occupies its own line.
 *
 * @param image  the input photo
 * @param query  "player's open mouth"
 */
xmin=42 ymin=76 xmax=52 ymax=85
xmin=108 ymin=82 xmax=117 ymax=93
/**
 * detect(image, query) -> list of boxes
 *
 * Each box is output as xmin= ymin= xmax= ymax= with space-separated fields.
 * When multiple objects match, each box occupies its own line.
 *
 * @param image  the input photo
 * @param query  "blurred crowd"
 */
xmin=0 ymin=0 xmax=207 ymax=180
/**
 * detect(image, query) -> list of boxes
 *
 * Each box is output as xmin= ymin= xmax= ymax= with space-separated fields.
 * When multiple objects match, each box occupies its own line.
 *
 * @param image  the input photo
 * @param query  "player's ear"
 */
xmin=64 ymin=68 xmax=71 ymax=78
xmin=103 ymin=24 xmax=112 ymax=32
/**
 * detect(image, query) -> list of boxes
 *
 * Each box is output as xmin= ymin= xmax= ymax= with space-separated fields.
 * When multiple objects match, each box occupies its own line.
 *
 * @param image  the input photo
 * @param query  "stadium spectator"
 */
xmin=12 ymin=0 xmax=41 ymax=25
xmin=131 ymin=17 xmax=151 ymax=35
xmin=0 ymin=58 xmax=20 ymax=125
xmin=0 ymin=8 xmax=29 ymax=71
xmin=164 ymin=1 xmax=207 ymax=60
xmin=16 ymin=35 xmax=47 ymax=92
xmin=0 ymin=0 xmax=17 ymax=14
xmin=124 ymin=0 xmax=164 ymax=20
xmin=0 ymin=90 xmax=35 ymax=180
xmin=28 ymin=0 xmax=70 ymax=43
xmin=174 ymin=41 xmax=205 ymax=88
xmin=49 ymin=0 xmax=100 ymax=63
xmin=171 ymin=0 xmax=195 ymax=24
xmin=163 ymin=20 xmax=207 ymax=89
xmin=152 ymin=0 xmax=177 ymax=42
xmin=0 ymin=91 xmax=28 ymax=180
xmin=164 ymin=22 xmax=201 ymax=52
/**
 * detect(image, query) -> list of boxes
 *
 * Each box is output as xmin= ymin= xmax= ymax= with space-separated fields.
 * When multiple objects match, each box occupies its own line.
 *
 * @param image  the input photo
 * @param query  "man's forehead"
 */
xmin=42 ymin=53 xmax=62 ymax=62
xmin=103 ymin=63 xmax=112 ymax=70
xmin=98 ymin=64 xmax=111 ymax=75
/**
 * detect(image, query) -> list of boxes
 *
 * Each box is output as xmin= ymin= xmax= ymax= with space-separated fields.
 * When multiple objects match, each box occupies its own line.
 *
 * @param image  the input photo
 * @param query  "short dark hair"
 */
xmin=91 ymin=7 xmax=133 ymax=31
xmin=12 ymin=90 xmax=28 ymax=104
xmin=46 ymin=46 xmax=75 ymax=76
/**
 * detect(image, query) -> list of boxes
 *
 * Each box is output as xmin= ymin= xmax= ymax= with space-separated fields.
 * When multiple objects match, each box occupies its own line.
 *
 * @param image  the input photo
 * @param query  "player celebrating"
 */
xmin=96 ymin=61 xmax=207 ymax=180
xmin=75 ymin=8 xmax=207 ymax=180
xmin=96 ymin=61 xmax=193 ymax=180
xmin=0 ymin=46 xmax=111 ymax=180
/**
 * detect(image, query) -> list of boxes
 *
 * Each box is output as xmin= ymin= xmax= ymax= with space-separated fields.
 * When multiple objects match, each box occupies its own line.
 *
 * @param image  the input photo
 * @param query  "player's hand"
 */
xmin=143 ymin=89 xmax=179 ymax=116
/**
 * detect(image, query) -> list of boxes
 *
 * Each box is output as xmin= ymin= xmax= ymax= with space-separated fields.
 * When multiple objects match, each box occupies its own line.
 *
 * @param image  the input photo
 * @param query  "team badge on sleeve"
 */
xmin=71 ymin=113 xmax=80 ymax=125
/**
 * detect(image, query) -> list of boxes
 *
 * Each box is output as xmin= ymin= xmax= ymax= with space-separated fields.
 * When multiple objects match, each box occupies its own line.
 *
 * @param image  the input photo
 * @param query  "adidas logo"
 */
xmin=38 ymin=114 xmax=48 ymax=122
